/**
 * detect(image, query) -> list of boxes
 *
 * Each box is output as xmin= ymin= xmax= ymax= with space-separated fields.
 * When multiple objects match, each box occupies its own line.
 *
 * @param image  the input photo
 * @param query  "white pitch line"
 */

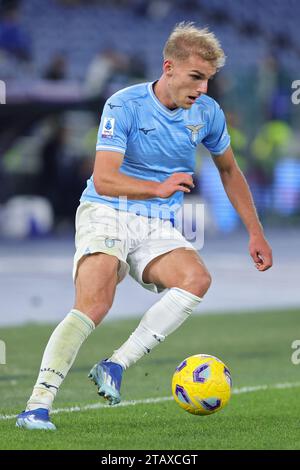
xmin=1 ymin=381 xmax=300 ymax=422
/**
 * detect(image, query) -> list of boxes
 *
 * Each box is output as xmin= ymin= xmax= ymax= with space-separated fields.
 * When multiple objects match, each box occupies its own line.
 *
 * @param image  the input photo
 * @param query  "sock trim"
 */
xmin=70 ymin=309 xmax=95 ymax=331
xmin=171 ymin=287 xmax=203 ymax=303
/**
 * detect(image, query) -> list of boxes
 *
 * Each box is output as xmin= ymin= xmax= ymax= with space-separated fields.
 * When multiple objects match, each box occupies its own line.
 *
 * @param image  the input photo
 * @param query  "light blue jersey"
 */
xmin=81 ymin=82 xmax=230 ymax=220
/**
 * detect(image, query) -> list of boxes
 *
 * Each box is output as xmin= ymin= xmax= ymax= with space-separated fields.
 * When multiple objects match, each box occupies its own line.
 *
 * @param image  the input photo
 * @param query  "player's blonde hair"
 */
xmin=163 ymin=22 xmax=226 ymax=69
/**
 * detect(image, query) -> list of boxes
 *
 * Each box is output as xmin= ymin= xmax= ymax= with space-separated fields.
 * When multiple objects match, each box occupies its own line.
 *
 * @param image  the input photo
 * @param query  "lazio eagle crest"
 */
xmin=185 ymin=124 xmax=205 ymax=145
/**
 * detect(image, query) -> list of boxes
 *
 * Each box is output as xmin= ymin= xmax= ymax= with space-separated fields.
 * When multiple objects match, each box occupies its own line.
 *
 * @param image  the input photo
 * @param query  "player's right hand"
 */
xmin=156 ymin=173 xmax=195 ymax=198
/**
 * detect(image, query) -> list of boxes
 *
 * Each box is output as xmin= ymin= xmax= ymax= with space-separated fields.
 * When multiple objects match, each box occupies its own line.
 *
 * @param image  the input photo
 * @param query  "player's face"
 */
xmin=164 ymin=55 xmax=216 ymax=109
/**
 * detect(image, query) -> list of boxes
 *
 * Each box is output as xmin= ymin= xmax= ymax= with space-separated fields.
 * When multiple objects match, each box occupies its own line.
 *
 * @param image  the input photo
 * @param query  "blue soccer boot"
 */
xmin=16 ymin=408 xmax=56 ymax=430
xmin=89 ymin=359 xmax=123 ymax=406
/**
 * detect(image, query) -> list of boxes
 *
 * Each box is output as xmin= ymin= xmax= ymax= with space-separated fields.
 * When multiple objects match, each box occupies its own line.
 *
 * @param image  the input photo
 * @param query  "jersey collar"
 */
xmin=148 ymin=82 xmax=183 ymax=120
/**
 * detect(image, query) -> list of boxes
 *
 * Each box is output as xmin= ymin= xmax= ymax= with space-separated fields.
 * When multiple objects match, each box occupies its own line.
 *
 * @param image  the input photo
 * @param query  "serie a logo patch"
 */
xmin=102 ymin=117 xmax=115 ymax=139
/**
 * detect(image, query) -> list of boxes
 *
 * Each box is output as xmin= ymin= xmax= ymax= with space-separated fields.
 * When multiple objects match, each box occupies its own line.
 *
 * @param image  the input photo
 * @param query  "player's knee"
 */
xmin=200 ymin=271 xmax=212 ymax=295
xmin=179 ymin=270 xmax=212 ymax=298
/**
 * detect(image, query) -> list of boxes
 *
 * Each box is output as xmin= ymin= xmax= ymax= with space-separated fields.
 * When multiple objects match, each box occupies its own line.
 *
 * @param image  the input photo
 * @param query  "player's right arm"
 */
xmin=93 ymin=150 xmax=194 ymax=199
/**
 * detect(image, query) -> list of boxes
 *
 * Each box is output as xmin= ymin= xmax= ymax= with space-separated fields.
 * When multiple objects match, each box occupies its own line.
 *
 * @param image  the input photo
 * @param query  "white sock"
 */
xmin=26 ymin=309 xmax=95 ymax=411
xmin=109 ymin=288 xmax=202 ymax=369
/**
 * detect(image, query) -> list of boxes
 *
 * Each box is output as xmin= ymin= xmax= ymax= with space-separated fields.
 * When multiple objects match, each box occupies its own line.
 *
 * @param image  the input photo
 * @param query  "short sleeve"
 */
xmin=202 ymin=102 xmax=230 ymax=155
xmin=96 ymin=98 xmax=131 ymax=154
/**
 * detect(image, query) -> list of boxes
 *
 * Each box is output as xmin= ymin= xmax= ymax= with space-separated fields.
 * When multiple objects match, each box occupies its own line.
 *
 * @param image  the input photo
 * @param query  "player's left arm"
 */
xmin=212 ymin=146 xmax=273 ymax=271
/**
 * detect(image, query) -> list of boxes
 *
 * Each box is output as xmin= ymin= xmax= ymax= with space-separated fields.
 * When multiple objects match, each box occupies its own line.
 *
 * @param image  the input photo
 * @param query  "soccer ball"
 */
xmin=172 ymin=354 xmax=232 ymax=415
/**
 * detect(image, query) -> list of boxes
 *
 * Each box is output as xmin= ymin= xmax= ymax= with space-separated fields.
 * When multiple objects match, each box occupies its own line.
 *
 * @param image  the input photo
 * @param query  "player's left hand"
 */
xmin=249 ymin=233 xmax=273 ymax=272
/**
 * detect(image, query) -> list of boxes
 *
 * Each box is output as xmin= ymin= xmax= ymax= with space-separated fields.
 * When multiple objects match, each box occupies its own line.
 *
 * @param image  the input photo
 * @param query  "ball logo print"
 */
xmin=172 ymin=354 xmax=232 ymax=415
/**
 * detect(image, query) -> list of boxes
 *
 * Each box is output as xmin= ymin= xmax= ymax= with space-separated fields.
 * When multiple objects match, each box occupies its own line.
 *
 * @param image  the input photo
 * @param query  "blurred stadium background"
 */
xmin=0 ymin=0 xmax=299 ymax=326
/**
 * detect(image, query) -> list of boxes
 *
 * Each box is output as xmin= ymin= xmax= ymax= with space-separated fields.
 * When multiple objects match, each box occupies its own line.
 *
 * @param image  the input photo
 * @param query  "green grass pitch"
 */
xmin=0 ymin=308 xmax=300 ymax=450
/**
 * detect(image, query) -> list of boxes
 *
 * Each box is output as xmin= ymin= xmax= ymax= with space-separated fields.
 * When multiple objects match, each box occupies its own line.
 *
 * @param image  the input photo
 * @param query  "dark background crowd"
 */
xmin=0 ymin=0 xmax=299 ymax=237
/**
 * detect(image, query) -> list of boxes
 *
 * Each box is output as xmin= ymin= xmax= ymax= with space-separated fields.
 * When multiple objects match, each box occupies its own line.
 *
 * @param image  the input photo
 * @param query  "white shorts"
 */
xmin=73 ymin=201 xmax=195 ymax=293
